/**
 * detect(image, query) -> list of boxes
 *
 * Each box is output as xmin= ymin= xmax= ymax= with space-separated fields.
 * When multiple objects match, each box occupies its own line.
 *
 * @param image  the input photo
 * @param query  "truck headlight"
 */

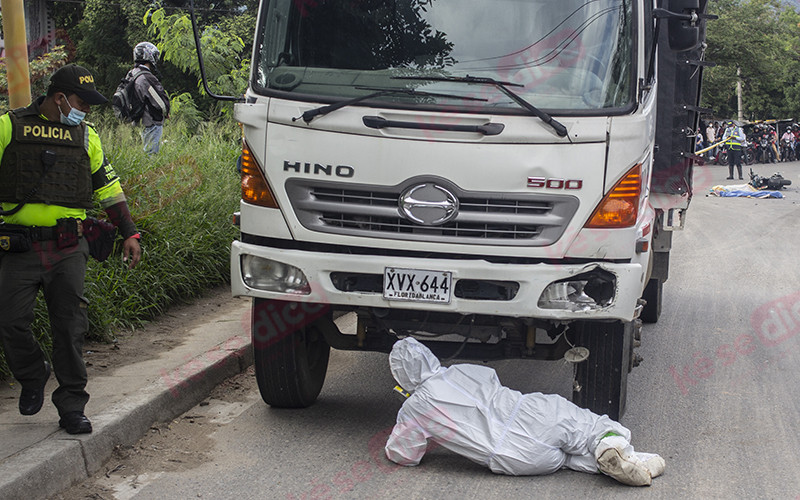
xmin=538 ymin=268 xmax=616 ymax=311
xmin=241 ymin=255 xmax=311 ymax=294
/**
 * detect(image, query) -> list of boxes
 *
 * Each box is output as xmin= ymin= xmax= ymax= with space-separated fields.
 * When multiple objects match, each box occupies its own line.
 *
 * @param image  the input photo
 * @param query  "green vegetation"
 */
xmin=0 ymin=114 xmax=242 ymax=380
xmin=0 ymin=46 xmax=69 ymax=108
xmin=0 ymin=1 xmax=251 ymax=381
xmin=144 ymin=7 xmax=250 ymax=119
xmin=703 ymin=0 xmax=800 ymax=121
xmin=49 ymin=0 xmax=256 ymax=117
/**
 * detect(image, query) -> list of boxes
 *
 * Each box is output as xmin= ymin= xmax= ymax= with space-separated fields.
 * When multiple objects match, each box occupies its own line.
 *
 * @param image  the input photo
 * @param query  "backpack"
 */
xmin=111 ymin=68 xmax=146 ymax=123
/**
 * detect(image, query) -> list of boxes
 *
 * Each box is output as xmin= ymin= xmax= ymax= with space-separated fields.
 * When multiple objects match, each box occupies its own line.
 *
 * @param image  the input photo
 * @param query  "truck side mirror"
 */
xmin=668 ymin=0 xmax=699 ymax=51
xmin=654 ymin=0 xmax=715 ymax=52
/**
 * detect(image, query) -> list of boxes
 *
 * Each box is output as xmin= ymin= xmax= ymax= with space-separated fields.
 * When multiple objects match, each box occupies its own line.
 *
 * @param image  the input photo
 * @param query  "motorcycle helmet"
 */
xmin=133 ymin=42 xmax=160 ymax=66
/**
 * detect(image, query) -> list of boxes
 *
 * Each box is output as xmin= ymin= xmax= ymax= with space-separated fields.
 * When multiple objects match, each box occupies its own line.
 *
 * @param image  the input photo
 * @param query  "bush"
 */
xmin=0 ymin=113 xmax=242 ymax=380
xmin=0 ymin=46 xmax=69 ymax=113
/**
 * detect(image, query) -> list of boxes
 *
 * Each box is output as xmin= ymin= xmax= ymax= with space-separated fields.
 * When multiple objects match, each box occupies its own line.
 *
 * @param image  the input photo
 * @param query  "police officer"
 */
xmin=721 ymin=120 xmax=745 ymax=180
xmin=0 ymin=64 xmax=141 ymax=434
xmin=127 ymin=42 xmax=170 ymax=154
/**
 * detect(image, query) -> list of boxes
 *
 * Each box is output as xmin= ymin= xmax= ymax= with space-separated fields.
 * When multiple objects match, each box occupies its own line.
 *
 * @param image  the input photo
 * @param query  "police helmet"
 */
xmin=133 ymin=42 xmax=160 ymax=66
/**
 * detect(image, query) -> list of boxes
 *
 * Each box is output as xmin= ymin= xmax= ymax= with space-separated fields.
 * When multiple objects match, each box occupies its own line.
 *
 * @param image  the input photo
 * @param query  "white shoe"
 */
xmin=595 ymin=436 xmax=652 ymax=486
xmin=635 ymin=452 xmax=665 ymax=479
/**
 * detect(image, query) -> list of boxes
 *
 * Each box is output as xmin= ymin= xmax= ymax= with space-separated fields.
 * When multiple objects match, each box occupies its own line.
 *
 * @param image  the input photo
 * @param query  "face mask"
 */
xmin=59 ymin=96 xmax=86 ymax=126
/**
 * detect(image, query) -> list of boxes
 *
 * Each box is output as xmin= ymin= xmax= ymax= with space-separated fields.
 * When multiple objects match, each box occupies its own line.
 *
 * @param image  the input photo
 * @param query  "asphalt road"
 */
xmin=59 ymin=161 xmax=800 ymax=500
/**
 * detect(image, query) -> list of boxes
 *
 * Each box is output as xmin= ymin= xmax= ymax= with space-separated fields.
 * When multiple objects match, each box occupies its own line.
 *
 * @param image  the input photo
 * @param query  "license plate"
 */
xmin=383 ymin=268 xmax=452 ymax=303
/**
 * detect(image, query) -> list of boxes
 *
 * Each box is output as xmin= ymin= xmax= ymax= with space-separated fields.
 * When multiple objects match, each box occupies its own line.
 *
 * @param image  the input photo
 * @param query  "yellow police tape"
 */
xmin=695 ymin=139 xmax=727 ymax=155
xmin=393 ymin=385 xmax=410 ymax=398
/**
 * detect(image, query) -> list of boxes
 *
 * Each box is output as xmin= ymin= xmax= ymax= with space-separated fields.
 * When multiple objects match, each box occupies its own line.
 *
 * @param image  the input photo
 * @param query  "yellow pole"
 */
xmin=695 ymin=139 xmax=727 ymax=156
xmin=1 ymin=0 xmax=32 ymax=108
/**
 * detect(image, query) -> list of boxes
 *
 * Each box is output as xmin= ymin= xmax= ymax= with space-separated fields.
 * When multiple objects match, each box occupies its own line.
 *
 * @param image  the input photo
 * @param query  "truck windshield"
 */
xmin=254 ymin=0 xmax=633 ymax=113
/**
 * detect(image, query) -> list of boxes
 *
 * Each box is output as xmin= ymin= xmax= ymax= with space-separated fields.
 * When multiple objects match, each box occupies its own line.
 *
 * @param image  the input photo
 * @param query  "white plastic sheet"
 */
xmin=385 ymin=337 xmax=631 ymax=475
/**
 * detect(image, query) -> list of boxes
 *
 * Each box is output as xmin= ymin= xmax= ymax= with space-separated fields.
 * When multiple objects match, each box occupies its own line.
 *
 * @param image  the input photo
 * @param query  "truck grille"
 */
xmin=286 ymin=179 xmax=578 ymax=246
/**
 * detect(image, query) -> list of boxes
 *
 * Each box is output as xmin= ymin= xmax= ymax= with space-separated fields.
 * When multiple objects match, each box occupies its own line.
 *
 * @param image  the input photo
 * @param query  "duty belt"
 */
xmin=29 ymin=226 xmax=61 ymax=241
xmin=3 ymin=220 xmax=83 ymax=241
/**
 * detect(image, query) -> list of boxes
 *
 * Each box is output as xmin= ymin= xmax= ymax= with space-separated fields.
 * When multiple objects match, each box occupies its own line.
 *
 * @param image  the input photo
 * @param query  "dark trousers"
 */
xmin=0 ymin=238 xmax=90 ymax=415
xmin=728 ymin=148 xmax=743 ymax=179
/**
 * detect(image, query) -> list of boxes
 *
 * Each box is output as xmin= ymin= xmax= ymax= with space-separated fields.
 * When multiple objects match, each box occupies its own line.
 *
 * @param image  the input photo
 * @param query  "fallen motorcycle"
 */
xmin=749 ymin=169 xmax=792 ymax=190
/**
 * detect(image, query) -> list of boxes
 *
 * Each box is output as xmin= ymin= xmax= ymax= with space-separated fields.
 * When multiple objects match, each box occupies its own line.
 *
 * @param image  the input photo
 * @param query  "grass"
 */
xmin=0 ymin=114 xmax=242 ymax=381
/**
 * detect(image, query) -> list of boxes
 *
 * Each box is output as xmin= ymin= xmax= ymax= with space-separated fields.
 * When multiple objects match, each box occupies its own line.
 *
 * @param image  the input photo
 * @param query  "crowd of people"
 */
xmin=697 ymin=120 xmax=800 ymax=165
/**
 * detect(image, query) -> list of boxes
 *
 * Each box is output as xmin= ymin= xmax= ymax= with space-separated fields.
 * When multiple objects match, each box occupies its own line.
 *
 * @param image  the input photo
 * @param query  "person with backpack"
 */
xmin=115 ymin=42 xmax=170 ymax=154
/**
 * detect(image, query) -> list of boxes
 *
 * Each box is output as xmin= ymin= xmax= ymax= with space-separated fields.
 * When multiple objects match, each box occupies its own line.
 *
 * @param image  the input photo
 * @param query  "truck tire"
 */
xmin=571 ymin=320 xmax=632 ymax=420
xmin=251 ymin=298 xmax=331 ymax=408
xmin=640 ymin=278 xmax=662 ymax=324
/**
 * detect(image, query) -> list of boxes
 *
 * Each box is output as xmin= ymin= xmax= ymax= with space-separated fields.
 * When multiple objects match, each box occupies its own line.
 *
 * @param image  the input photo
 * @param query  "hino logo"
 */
xmin=284 ymin=161 xmax=354 ymax=178
xmin=399 ymin=183 xmax=459 ymax=226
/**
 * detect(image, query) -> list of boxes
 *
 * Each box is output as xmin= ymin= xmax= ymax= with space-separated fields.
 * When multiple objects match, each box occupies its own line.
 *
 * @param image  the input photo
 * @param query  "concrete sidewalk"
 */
xmin=0 ymin=296 xmax=254 ymax=500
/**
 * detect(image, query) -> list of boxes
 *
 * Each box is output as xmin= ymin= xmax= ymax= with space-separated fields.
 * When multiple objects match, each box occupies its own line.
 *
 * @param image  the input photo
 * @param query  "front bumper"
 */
xmin=231 ymin=240 xmax=645 ymax=322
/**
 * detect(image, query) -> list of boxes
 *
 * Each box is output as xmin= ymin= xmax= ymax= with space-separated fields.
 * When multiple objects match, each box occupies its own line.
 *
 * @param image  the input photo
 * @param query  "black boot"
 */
xmin=19 ymin=362 xmax=51 ymax=416
xmin=59 ymin=412 xmax=93 ymax=434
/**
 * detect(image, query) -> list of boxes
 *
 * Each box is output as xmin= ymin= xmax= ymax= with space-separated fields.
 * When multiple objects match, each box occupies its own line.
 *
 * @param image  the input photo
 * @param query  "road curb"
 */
xmin=0 ymin=335 xmax=253 ymax=500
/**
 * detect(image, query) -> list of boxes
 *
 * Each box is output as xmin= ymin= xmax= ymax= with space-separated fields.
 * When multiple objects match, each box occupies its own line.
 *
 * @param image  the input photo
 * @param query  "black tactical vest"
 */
xmin=0 ymin=98 xmax=93 ymax=209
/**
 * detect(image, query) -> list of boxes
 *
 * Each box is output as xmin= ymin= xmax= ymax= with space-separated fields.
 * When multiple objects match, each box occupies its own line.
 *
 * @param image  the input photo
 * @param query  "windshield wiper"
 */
xmin=293 ymin=87 xmax=487 ymax=124
xmin=392 ymin=75 xmax=568 ymax=137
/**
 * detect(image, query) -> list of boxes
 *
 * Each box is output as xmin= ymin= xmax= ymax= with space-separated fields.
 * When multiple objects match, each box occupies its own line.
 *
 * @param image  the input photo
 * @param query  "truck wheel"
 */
xmin=640 ymin=278 xmax=662 ymax=324
xmin=571 ymin=320 xmax=632 ymax=420
xmin=251 ymin=298 xmax=331 ymax=408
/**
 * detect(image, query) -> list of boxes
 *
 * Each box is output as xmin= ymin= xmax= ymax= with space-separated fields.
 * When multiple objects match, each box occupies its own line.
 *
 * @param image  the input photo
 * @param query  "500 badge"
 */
xmin=527 ymin=177 xmax=583 ymax=190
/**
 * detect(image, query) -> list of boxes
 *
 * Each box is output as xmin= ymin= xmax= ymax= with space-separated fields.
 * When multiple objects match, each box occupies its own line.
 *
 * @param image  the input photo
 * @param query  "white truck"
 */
xmin=226 ymin=0 xmax=711 ymax=419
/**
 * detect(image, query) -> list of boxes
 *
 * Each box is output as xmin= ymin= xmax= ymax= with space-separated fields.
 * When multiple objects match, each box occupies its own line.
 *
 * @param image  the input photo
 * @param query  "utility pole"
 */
xmin=1 ymin=0 xmax=32 ymax=108
xmin=736 ymin=66 xmax=743 ymax=123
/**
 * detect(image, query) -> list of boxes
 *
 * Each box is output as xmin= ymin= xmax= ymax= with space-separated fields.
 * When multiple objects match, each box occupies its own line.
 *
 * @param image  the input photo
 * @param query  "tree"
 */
xmin=73 ymin=0 xmax=138 ymax=94
xmin=146 ymin=8 xmax=250 ymax=97
xmin=48 ymin=0 xmax=256 ymax=116
xmin=141 ymin=7 xmax=253 ymax=120
xmin=703 ymin=0 xmax=798 ymax=121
